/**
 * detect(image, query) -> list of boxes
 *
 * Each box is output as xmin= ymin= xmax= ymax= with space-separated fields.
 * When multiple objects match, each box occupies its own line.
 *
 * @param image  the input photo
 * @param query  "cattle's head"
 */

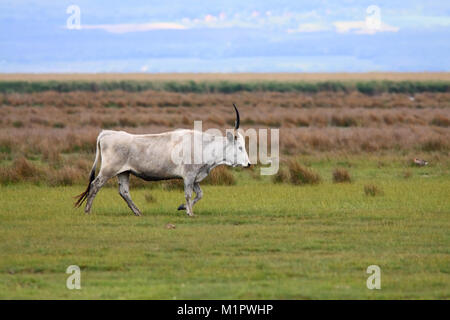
xmin=224 ymin=104 xmax=251 ymax=168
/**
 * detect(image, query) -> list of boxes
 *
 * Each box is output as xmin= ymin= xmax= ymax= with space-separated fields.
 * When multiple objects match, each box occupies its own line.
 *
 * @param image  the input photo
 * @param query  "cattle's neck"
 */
xmin=203 ymin=135 xmax=232 ymax=168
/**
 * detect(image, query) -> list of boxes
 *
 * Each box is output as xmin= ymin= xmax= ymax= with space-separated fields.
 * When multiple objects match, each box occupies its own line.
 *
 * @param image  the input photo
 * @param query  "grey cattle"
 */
xmin=75 ymin=104 xmax=250 ymax=216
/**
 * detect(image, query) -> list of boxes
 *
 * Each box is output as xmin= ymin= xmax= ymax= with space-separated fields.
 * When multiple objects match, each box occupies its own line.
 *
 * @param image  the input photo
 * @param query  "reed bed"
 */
xmin=0 ymin=88 xmax=448 ymax=185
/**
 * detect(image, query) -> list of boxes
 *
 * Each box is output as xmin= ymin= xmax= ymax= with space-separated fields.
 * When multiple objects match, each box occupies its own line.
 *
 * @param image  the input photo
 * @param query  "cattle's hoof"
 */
xmin=177 ymin=204 xmax=186 ymax=210
xmin=134 ymin=212 xmax=142 ymax=217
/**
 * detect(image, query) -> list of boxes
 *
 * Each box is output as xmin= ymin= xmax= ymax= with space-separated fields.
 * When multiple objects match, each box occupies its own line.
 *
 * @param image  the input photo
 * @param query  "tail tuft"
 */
xmin=74 ymin=133 xmax=101 ymax=209
xmin=74 ymin=165 xmax=96 ymax=208
xmin=73 ymin=187 xmax=90 ymax=208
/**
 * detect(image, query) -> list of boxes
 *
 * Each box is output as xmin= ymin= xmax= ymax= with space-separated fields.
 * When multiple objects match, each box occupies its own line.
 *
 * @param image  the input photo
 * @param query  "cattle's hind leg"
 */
xmin=85 ymin=174 xmax=110 ymax=214
xmin=192 ymin=183 xmax=203 ymax=206
xmin=118 ymin=172 xmax=142 ymax=216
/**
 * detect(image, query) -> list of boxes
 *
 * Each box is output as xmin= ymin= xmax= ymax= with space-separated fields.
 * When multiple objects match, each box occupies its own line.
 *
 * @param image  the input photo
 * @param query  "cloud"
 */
xmin=334 ymin=20 xmax=399 ymax=34
xmin=204 ymin=14 xmax=217 ymax=23
xmin=78 ymin=12 xmax=399 ymax=35
xmin=287 ymin=23 xmax=328 ymax=33
xmin=182 ymin=10 xmax=321 ymax=30
xmin=81 ymin=22 xmax=187 ymax=34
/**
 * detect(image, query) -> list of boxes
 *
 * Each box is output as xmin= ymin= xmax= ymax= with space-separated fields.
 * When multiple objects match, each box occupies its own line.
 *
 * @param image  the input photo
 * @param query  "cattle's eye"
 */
xmin=239 ymin=146 xmax=243 ymax=151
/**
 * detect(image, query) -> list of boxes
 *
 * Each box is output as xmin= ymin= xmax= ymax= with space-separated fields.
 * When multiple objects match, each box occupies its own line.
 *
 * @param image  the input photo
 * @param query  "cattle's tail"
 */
xmin=74 ymin=135 xmax=101 ymax=208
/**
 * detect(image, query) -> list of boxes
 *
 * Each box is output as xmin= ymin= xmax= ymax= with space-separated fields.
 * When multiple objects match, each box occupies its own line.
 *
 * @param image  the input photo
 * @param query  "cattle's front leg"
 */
xmin=192 ymin=183 xmax=203 ymax=206
xmin=178 ymin=182 xmax=202 ymax=212
xmin=182 ymin=180 xmax=195 ymax=217
xmin=118 ymin=172 xmax=142 ymax=216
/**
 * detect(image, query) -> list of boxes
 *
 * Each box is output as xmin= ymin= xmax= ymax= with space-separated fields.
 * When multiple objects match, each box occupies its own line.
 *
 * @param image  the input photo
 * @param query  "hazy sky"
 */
xmin=1 ymin=0 xmax=449 ymax=72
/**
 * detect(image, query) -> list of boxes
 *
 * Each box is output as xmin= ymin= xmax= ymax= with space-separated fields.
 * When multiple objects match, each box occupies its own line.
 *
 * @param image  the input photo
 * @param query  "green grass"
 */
xmin=0 ymin=157 xmax=449 ymax=299
xmin=0 ymin=80 xmax=449 ymax=94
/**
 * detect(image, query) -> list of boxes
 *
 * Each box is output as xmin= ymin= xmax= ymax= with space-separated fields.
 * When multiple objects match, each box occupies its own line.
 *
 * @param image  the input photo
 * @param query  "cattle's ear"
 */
xmin=226 ymin=131 xmax=234 ymax=142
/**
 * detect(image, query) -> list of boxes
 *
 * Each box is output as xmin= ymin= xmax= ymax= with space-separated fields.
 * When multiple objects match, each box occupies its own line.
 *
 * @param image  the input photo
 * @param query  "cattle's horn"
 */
xmin=233 ymin=103 xmax=240 ymax=130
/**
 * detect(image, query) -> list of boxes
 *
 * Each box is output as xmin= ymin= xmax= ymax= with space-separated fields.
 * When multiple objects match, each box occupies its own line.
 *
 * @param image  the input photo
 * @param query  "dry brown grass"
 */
xmin=0 ymin=157 xmax=42 ymax=184
xmin=431 ymin=115 xmax=450 ymax=127
xmin=0 ymin=86 xmax=449 ymax=186
xmin=2 ymin=72 xmax=450 ymax=82
xmin=203 ymin=165 xmax=236 ymax=185
xmin=403 ymin=170 xmax=413 ymax=179
xmin=0 ymin=90 xmax=449 ymax=159
xmin=364 ymin=184 xmax=384 ymax=197
xmin=0 ymin=156 xmax=89 ymax=186
xmin=288 ymin=160 xmax=321 ymax=185
xmin=161 ymin=180 xmax=185 ymax=191
xmin=332 ymin=168 xmax=352 ymax=183
xmin=145 ymin=194 xmax=156 ymax=203
xmin=272 ymin=166 xmax=291 ymax=184
xmin=273 ymin=160 xmax=321 ymax=185
xmin=47 ymin=166 xmax=84 ymax=186
xmin=421 ymin=138 xmax=448 ymax=152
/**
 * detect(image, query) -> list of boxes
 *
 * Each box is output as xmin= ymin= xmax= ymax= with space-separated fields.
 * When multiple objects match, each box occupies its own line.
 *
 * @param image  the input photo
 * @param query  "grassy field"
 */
xmin=0 ymin=73 xmax=449 ymax=299
xmin=0 ymin=156 xmax=449 ymax=299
